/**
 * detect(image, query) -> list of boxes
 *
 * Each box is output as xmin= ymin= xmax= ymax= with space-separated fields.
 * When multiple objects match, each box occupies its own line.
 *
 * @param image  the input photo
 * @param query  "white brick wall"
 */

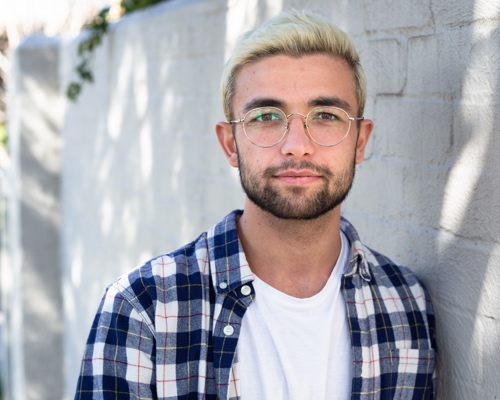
xmin=7 ymin=0 xmax=500 ymax=398
xmin=344 ymin=1 xmax=500 ymax=398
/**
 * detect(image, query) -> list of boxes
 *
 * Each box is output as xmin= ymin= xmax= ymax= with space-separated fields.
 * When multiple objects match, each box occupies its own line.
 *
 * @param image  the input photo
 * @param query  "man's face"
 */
xmin=217 ymin=53 xmax=372 ymax=220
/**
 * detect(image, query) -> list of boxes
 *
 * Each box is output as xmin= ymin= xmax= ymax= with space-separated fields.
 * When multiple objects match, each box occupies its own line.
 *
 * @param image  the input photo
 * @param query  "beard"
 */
xmin=237 ymin=153 xmax=356 ymax=221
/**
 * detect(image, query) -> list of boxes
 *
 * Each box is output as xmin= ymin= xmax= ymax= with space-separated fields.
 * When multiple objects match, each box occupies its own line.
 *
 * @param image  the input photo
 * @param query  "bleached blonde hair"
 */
xmin=221 ymin=9 xmax=367 ymax=121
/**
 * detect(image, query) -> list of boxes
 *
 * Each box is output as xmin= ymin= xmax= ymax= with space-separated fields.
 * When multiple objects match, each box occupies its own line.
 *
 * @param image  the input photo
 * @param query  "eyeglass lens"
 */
xmin=243 ymin=106 xmax=351 ymax=147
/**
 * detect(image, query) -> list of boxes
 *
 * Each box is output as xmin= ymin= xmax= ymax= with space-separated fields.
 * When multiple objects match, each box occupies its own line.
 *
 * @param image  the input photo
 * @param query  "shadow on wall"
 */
xmin=364 ymin=1 xmax=500 ymax=398
xmin=431 ymin=8 xmax=500 ymax=398
xmin=15 ymin=37 xmax=64 ymax=399
xmin=342 ymin=0 xmax=500 ymax=398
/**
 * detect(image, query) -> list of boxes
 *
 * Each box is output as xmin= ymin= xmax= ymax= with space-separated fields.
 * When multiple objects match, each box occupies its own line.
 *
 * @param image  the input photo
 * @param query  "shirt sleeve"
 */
xmin=74 ymin=283 xmax=156 ymax=399
xmin=423 ymin=282 xmax=437 ymax=399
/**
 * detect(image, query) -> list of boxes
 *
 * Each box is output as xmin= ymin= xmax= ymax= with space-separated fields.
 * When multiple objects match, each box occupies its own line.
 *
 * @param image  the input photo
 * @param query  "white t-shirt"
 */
xmin=238 ymin=232 xmax=352 ymax=399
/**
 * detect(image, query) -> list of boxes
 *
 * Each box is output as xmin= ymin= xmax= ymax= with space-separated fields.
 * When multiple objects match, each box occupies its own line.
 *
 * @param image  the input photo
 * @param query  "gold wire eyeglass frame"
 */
xmin=230 ymin=106 xmax=364 ymax=148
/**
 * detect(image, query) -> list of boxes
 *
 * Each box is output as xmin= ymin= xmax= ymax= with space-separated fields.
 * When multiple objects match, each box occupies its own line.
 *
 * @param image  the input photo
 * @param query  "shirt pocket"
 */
xmin=379 ymin=347 xmax=435 ymax=400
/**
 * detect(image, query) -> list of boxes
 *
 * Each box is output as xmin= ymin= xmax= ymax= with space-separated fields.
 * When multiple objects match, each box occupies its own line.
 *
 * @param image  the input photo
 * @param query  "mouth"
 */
xmin=274 ymin=169 xmax=322 ymax=185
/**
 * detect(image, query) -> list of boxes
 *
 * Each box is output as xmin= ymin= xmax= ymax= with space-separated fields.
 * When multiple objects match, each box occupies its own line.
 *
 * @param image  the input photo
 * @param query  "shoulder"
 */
xmin=366 ymin=247 xmax=423 ymax=288
xmin=104 ymin=232 xmax=211 ymax=324
xmin=340 ymin=216 xmax=433 ymax=312
xmin=366 ymin=247 xmax=431 ymax=309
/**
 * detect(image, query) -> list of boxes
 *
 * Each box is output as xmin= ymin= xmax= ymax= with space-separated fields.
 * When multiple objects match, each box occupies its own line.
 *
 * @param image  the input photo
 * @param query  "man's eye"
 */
xmin=253 ymin=113 xmax=279 ymax=121
xmin=314 ymin=112 xmax=339 ymax=120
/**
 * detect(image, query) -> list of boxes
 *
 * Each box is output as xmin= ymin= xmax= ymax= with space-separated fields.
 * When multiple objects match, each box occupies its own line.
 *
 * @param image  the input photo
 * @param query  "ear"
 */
xmin=355 ymin=119 xmax=373 ymax=164
xmin=216 ymin=121 xmax=239 ymax=168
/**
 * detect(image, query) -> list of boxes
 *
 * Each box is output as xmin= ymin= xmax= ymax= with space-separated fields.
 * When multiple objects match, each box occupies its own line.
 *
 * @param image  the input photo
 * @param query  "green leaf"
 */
xmin=67 ymin=0 xmax=169 ymax=101
xmin=66 ymin=82 xmax=82 ymax=102
xmin=77 ymin=60 xmax=94 ymax=83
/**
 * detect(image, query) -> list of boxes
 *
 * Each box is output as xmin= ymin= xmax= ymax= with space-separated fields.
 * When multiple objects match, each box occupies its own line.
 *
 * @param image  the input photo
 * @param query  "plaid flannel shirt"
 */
xmin=75 ymin=210 xmax=436 ymax=399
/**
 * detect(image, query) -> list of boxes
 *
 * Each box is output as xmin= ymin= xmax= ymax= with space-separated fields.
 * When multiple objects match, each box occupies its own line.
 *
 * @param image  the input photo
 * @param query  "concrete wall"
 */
xmin=4 ymin=0 xmax=500 ymax=398
xmin=3 ymin=36 xmax=64 ymax=399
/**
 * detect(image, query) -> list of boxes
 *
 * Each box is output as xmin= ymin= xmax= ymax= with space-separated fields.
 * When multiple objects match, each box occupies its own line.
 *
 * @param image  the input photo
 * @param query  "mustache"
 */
xmin=264 ymin=160 xmax=333 ymax=178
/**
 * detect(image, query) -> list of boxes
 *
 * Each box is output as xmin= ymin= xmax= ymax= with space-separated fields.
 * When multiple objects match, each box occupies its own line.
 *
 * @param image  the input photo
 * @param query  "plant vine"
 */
xmin=66 ymin=0 xmax=166 ymax=101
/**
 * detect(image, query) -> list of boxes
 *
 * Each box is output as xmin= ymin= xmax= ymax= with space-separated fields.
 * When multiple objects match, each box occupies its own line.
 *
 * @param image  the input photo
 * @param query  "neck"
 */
xmin=237 ymin=199 xmax=343 ymax=298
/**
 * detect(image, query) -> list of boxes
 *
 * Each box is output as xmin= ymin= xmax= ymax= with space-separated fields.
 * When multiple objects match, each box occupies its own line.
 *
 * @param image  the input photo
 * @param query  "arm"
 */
xmin=74 ymin=283 xmax=156 ymax=399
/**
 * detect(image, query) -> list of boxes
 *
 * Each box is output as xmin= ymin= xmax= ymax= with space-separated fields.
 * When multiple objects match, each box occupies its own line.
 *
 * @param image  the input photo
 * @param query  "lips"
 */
xmin=274 ymin=170 xmax=322 ymax=184
xmin=275 ymin=169 xmax=320 ymax=178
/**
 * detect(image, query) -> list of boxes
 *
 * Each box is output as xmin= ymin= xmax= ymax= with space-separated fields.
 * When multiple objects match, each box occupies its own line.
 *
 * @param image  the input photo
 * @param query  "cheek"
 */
xmin=340 ymin=138 xmax=359 ymax=163
xmin=237 ymin=144 xmax=264 ymax=168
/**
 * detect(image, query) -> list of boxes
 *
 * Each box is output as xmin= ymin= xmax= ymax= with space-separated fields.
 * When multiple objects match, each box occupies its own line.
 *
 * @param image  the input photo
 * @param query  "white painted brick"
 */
xmin=435 ymin=306 xmax=484 ymax=384
xmin=481 ymin=250 xmax=500 ymax=321
xmin=364 ymin=0 xmax=432 ymax=31
xmin=345 ymin=158 xmax=406 ymax=221
xmin=407 ymin=24 xmax=500 ymax=101
xmin=373 ymin=96 xmax=453 ymax=165
xmin=451 ymin=101 xmax=500 ymax=158
xmin=482 ymin=317 xmax=500 ymax=397
xmin=435 ymin=317 xmax=484 ymax=400
xmin=452 ymin=23 xmax=500 ymax=105
xmin=406 ymin=33 xmax=462 ymax=97
xmin=400 ymin=166 xmax=450 ymax=231
xmin=440 ymin=100 xmax=500 ymax=245
xmin=433 ymin=0 xmax=500 ymax=27
xmin=439 ymin=154 xmax=500 ymax=244
xmin=358 ymin=38 xmax=406 ymax=95
xmin=432 ymin=239 xmax=494 ymax=315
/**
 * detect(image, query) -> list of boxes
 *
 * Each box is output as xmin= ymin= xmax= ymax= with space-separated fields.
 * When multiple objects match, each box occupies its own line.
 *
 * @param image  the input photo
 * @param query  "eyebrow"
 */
xmin=241 ymin=95 xmax=355 ymax=115
xmin=308 ymin=96 xmax=353 ymax=112
xmin=242 ymin=98 xmax=285 ymax=113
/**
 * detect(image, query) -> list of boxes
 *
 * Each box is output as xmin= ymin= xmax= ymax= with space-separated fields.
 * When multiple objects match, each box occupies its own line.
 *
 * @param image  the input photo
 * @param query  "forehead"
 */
xmin=233 ymin=53 xmax=358 ymax=114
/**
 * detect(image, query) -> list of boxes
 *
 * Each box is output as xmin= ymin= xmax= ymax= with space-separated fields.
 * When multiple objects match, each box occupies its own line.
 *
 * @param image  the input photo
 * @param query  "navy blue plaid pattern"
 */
xmin=75 ymin=210 xmax=435 ymax=399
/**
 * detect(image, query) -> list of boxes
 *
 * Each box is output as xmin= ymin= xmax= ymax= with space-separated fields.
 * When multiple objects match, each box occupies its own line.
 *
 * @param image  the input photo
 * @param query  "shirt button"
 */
xmin=240 ymin=285 xmax=251 ymax=296
xmin=223 ymin=325 xmax=234 ymax=336
xmin=219 ymin=282 xmax=228 ymax=289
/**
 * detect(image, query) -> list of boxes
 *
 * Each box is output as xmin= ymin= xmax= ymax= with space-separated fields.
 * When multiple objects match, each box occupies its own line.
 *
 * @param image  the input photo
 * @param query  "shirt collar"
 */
xmin=207 ymin=210 xmax=254 ymax=294
xmin=207 ymin=211 xmax=372 ymax=292
xmin=340 ymin=216 xmax=372 ymax=282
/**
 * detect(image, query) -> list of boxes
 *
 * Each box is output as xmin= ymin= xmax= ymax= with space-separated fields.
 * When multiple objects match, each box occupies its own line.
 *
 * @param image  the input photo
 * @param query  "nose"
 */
xmin=280 ymin=112 xmax=314 ymax=156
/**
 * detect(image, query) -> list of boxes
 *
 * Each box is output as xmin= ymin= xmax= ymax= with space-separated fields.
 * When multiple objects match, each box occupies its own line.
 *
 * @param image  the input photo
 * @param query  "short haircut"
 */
xmin=221 ymin=9 xmax=367 ymax=121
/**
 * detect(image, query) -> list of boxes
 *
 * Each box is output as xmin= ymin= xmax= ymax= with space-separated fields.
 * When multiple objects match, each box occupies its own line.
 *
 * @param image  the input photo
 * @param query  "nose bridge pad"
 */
xmin=287 ymin=112 xmax=306 ymax=120
xmin=286 ymin=112 xmax=309 ymax=138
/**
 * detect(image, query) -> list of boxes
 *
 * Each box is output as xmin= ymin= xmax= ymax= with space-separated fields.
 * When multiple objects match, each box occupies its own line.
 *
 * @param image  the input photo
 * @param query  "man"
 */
xmin=75 ymin=9 xmax=436 ymax=400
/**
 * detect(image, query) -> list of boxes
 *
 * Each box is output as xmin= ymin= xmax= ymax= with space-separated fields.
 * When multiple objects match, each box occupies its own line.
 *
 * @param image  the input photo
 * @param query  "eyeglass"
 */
xmin=230 ymin=106 xmax=364 ymax=148
xmin=229 ymin=107 xmax=364 ymax=148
